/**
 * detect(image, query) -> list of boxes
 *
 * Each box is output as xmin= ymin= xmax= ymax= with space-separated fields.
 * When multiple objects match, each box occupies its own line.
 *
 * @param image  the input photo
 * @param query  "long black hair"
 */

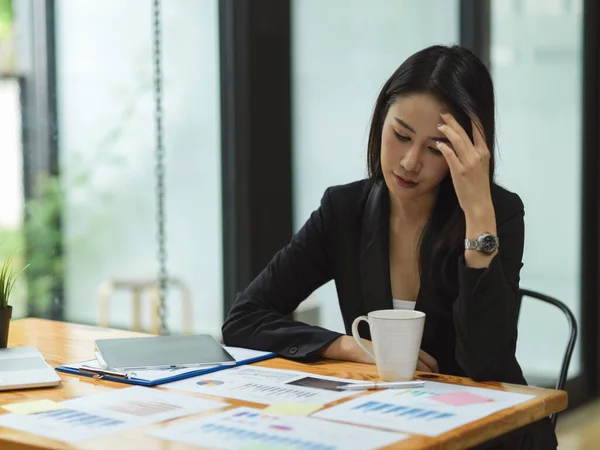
xmin=367 ymin=45 xmax=496 ymax=297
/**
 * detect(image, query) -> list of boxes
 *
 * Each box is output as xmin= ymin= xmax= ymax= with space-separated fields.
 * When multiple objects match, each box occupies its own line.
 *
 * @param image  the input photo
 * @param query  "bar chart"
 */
xmin=313 ymin=381 xmax=535 ymax=436
xmin=314 ymin=396 xmax=466 ymax=436
xmin=0 ymin=386 xmax=229 ymax=443
xmin=352 ymin=400 xmax=457 ymax=420
xmin=149 ymin=406 xmax=405 ymax=450
xmin=0 ymin=406 xmax=130 ymax=443
xmin=197 ymin=422 xmax=335 ymax=450
xmin=31 ymin=408 xmax=124 ymax=427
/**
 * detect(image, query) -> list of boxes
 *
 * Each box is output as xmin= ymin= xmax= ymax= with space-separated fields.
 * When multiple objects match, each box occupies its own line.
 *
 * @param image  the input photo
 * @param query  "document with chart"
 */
xmin=313 ymin=381 xmax=534 ymax=436
xmin=0 ymin=386 xmax=227 ymax=443
xmin=149 ymin=406 xmax=406 ymax=450
xmin=163 ymin=366 xmax=364 ymax=405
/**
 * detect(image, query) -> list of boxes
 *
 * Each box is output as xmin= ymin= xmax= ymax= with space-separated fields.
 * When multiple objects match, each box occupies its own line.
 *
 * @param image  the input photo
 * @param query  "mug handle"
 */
xmin=351 ymin=315 xmax=376 ymax=361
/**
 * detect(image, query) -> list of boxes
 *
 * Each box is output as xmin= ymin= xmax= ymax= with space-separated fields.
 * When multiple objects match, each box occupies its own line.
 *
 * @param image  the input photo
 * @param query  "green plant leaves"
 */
xmin=0 ymin=253 xmax=29 ymax=309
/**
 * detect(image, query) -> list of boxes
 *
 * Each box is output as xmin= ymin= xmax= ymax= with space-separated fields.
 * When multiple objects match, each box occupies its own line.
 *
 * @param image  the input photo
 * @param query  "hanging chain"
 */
xmin=152 ymin=0 xmax=169 ymax=335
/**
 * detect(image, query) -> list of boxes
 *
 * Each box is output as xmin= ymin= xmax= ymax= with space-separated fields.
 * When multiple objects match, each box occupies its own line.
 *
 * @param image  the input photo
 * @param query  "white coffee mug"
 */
xmin=352 ymin=309 xmax=426 ymax=381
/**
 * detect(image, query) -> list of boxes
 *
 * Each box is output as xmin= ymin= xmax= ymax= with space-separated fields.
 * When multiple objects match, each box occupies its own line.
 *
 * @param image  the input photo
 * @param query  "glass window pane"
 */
xmin=0 ymin=1 xmax=27 ymax=317
xmin=0 ymin=76 xmax=27 ymax=318
xmin=292 ymin=0 xmax=459 ymax=332
xmin=55 ymin=0 xmax=222 ymax=334
xmin=492 ymin=0 xmax=582 ymax=380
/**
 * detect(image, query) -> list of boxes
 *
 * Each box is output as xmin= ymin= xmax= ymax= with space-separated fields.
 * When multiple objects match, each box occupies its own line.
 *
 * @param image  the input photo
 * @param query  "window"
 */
xmin=55 ymin=0 xmax=222 ymax=335
xmin=0 ymin=76 xmax=26 ymax=317
xmin=491 ymin=0 xmax=583 ymax=380
xmin=0 ymin=0 xmax=26 ymax=317
xmin=292 ymin=0 xmax=460 ymax=331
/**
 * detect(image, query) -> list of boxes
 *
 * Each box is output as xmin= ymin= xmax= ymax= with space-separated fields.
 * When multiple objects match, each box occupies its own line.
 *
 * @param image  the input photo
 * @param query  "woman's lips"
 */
xmin=394 ymin=174 xmax=418 ymax=189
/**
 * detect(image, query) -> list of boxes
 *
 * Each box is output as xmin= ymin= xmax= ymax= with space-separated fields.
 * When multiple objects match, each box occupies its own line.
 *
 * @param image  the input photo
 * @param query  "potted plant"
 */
xmin=0 ymin=254 xmax=28 ymax=348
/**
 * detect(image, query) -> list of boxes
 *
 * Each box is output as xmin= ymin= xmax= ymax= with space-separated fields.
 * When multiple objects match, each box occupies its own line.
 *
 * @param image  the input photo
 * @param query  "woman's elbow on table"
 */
xmin=221 ymin=301 xmax=254 ymax=347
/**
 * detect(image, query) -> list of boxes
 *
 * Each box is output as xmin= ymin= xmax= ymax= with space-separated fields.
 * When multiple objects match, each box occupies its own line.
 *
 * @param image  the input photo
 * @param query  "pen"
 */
xmin=336 ymin=380 xmax=425 ymax=391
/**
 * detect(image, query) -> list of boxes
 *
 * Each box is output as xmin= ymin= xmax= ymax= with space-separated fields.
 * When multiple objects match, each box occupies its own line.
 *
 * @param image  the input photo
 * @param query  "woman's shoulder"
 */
xmin=491 ymin=182 xmax=525 ymax=222
xmin=325 ymin=178 xmax=373 ymax=201
xmin=319 ymin=178 xmax=376 ymax=222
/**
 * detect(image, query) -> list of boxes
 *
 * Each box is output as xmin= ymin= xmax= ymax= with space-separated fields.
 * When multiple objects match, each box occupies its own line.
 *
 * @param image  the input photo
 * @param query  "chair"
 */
xmin=98 ymin=277 xmax=193 ymax=334
xmin=518 ymin=288 xmax=578 ymax=426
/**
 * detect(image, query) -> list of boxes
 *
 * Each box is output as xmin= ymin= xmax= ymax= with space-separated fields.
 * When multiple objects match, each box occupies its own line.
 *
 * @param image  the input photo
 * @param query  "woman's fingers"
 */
xmin=416 ymin=359 xmax=431 ymax=373
xmin=437 ymin=121 xmax=469 ymax=164
xmin=436 ymin=141 xmax=462 ymax=174
xmin=440 ymin=110 xmax=471 ymax=145
xmin=418 ymin=349 xmax=440 ymax=373
xmin=438 ymin=111 xmax=485 ymax=165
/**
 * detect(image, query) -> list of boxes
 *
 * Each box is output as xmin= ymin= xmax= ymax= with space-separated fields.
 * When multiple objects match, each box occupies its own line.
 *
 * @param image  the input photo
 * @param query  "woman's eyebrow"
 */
xmin=394 ymin=117 xmax=450 ymax=143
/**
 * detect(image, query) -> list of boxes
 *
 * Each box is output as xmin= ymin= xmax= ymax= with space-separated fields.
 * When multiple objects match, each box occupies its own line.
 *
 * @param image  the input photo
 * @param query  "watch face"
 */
xmin=479 ymin=234 xmax=498 ymax=252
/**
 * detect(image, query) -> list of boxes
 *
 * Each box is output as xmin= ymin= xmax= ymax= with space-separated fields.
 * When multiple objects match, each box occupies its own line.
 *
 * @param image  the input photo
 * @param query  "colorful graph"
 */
xmin=196 ymin=379 xmax=225 ymax=387
xmin=233 ymin=410 xmax=288 ymax=423
xmin=352 ymin=401 xmax=457 ymax=420
xmin=198 ymin=423 xmax=333 ymax=450
xmin=234 ymin=411 xmax=260 ymax=418
xmin=395 ymin=389 xmax=434 ymax=397
xmin=30 ymin=408 xmax=124 ymax=427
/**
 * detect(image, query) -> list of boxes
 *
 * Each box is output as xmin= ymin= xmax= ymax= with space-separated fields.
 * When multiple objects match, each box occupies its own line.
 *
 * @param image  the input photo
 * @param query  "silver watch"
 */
xmin=465 ymin=232 xmax=499 ymax=253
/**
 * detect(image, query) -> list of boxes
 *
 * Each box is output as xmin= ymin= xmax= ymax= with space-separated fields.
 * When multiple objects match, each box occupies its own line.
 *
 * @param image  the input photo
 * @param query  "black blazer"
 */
xmin=222 ymin=179 xmax=557 ymax=449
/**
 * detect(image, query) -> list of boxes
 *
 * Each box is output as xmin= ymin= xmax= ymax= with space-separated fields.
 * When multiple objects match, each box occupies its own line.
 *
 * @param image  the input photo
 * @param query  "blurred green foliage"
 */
xmin=0 ymin=0 xmax=13 ymax=41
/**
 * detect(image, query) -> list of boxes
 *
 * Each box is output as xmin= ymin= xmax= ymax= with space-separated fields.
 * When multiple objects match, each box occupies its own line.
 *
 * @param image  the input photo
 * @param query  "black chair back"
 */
xmin=518 ymin=288 xmax=578 ymax=427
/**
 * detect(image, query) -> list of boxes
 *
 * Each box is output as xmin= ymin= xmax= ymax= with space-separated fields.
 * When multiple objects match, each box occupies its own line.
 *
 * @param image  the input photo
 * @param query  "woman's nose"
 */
xmin=401 ymin=147 xmax=422 ymax=173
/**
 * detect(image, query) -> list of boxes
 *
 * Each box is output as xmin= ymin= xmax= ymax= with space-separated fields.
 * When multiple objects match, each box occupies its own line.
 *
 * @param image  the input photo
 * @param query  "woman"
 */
xmin=222 ymin=45 xmax=557 ymax=449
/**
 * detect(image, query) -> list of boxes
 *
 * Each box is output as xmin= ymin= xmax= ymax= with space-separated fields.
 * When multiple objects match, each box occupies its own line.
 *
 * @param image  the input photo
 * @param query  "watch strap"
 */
xmin=465 ymin=232 xmax=499 ymax=253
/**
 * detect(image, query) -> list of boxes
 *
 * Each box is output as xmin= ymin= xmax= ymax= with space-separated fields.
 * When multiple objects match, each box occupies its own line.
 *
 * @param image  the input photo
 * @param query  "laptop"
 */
xmin=0 ymin=346 xmax=62 ymax=391
xmin=94 ymin=334 xmax=237 ymax=371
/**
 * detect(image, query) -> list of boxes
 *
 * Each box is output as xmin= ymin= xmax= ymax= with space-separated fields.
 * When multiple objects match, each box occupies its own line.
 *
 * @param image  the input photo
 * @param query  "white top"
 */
xmin=392 ymin=299 xmax=416 ymax=310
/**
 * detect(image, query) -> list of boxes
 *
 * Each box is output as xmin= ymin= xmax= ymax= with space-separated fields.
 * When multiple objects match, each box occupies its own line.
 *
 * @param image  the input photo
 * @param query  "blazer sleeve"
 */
xmin=452 ymin=194 xmax=526 ymax=383
xmin=221 ymin=188 xmax=344 ymax=362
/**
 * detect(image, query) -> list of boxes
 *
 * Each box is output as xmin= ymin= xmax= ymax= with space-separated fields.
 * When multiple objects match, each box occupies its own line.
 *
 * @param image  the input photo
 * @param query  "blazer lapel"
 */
xmin=359 ymin=181 xmax=393 ymax=314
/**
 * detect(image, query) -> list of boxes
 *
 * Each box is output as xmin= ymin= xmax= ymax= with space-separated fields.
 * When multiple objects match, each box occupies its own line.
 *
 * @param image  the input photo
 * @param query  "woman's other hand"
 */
xmin=417 ymin=349 xmax=439 ymax=373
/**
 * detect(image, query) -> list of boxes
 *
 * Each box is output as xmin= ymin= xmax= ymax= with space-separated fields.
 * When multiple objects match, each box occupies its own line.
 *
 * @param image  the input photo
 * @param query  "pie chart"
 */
xmin=196 ymin=379 xmax=225 ymax=387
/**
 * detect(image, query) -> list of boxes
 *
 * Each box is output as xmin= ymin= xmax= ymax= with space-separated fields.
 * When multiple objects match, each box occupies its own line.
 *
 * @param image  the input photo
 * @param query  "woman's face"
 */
xmin=380 ymin=93 xmax=451 ymax=203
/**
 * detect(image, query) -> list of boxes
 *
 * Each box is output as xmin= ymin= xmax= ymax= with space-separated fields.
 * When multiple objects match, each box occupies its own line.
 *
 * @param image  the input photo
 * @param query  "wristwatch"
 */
xmin=465 ymin=232 xmax=499 ymax=253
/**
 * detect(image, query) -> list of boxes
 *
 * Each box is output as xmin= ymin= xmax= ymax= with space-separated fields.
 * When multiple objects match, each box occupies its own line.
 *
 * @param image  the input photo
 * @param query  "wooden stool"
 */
xmin=98 ymin=277 xmax=192 ymax=334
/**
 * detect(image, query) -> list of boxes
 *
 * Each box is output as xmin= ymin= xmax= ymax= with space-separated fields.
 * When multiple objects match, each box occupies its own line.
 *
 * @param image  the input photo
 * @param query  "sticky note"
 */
xmin=262 ymin=402 xmax=323 ymax=416
xmin=2 ymin=399 xmax=64 ymax=414
xmin=240 ymin=445 xmax=291 ymax=450
xmin=431 ymin=391 xmax=493 ymax=407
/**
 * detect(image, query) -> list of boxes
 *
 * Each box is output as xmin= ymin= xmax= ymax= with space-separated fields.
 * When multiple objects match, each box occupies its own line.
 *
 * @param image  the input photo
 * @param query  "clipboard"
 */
xmin=55 ymin=346 xmax=274 ymax=387
xmin=93 ymin=334 xmax=238 ymax=371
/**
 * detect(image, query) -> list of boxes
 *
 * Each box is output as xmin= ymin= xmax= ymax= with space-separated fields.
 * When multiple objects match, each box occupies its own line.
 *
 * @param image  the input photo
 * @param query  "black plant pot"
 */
xmin=0 ymin=306 xmax=12 ymax=348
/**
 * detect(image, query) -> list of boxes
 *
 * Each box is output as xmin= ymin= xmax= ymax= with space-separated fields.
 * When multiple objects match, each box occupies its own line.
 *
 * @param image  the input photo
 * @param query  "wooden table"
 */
xmin=0 ymin=318 xmax=568 ymax=450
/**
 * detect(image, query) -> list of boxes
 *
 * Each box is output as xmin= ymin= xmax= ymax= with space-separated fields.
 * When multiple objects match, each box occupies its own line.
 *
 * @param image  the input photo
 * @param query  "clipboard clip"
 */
xmin=79 ymin=365 xmax=131 ymax=379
